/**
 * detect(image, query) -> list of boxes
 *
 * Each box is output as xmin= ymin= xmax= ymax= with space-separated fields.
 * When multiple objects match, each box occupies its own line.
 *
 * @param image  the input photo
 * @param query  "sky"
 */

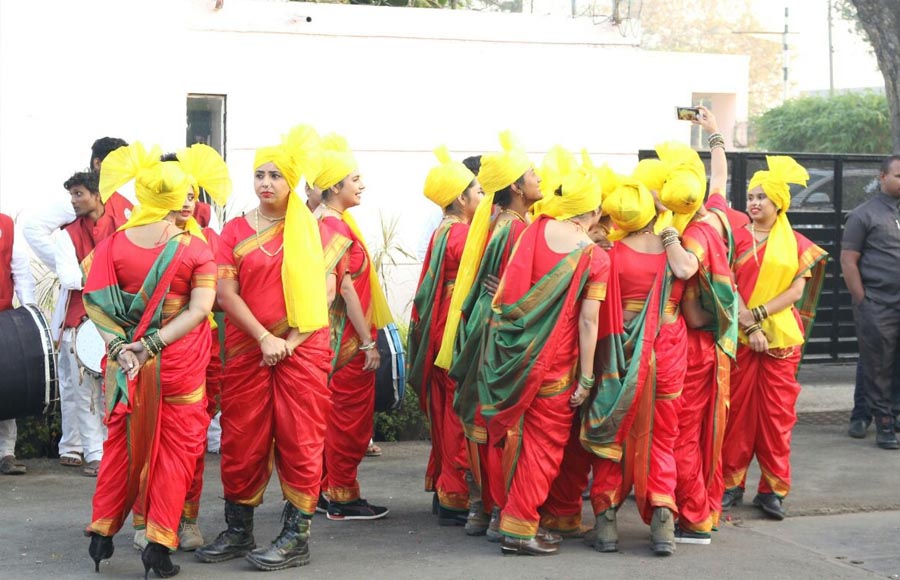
xmin=753 ymin=0 xmax=883 ymax=95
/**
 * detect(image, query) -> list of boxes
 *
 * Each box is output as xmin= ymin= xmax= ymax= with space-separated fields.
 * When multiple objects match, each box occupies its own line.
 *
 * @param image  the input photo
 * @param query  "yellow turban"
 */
xmin=640 ymin=142 xmax=707 ymax=234
xmin=100 ymin=141 xmax=191 ymax=231
xmin=175 ymin=143 xmax=232 ymax=239
xmin=546 ymin=166 xmax=602 ymax=221
xmin=604 ymin=177 xmax=656 ymax=241
xmin=254 ymin=144 xmax=329 ymax=333
xmin=748 ymin=155 xmax=809 ymax=213
xmin=424 ymin=145 xmax=475 ymax=208
xmin=314 ymin=133 xmax=358 ymax=191
xmin=745 ymin=155 xmax=809 ymax=349
xmin=476 ymin=131 xmax=532 ymax=196
xmin=538 ymin=145 xmax=577 ymax=198
xmin=282 ymin=124 xmax=323 ymax=188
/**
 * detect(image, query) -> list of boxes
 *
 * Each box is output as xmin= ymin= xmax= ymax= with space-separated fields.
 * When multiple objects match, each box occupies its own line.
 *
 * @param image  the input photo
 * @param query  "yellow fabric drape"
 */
xmin=336 ymin=209 xmax=394 ymax=329
xmin=541 ymin=166 xmax=602 ymax=221
xmin=176 ymin=143 xmax=233 ymax=243
xmin=746 ymin=156 xmax=809 ymax=348
xmin=633 ymin=142 xmax=705 ymax=235
xmin=424 ymin=145 xmax=474 ymax=208
xmin=435 ymin=131 xmax=532 ymax=368
xmin=99 ymin=142 xmax=191 ymax=232
xmin=254 ymin=146 xmax=329 ymax=332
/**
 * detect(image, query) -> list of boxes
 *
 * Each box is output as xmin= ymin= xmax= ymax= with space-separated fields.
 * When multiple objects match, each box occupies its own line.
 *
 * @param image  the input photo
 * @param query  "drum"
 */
xmin=374 ymin=323 xmax=406 ymax=413
xmin=0 ymin=304 xmax=58 ymax=420
xmin=74 ymin=318 xmax=105 ymax=379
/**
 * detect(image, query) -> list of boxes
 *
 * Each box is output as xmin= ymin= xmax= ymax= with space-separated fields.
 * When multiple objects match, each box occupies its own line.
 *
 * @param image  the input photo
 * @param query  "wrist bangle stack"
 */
xmin=745 ymin=323 xmax=763 ymax=336
xmin=258 ymin=330 xmax=271 ymax=343
xmin=359 ymin=341 xmax=377 ymax=352
xmin=751 ymin=305 xmax=769 ymax=323
xmin=660 ymin=227 xmax=681 ymax=248
xmin=107 ymin=337 xmax=127 ymax=362
xmin=140 ymin=332 xmax=166 ymax=358
xmin=578 ymin=374 xmax=594 ymax=389
xmin=707 ymin=132 xmax=725 ymax=150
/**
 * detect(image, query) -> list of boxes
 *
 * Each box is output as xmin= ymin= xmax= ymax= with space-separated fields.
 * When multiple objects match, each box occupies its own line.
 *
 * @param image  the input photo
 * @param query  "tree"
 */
xmin=640 ymin=0 xmax=783 ymax=116
xmin=754 ymin=91 xmax=891 ymax=154
xmin=847 ymin=0 xmax=900 ymax=152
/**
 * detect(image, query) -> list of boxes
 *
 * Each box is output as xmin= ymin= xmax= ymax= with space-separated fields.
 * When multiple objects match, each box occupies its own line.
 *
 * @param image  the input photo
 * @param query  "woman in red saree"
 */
xmin=83 ymin=142 xmax=217 ymax=579
xmin=721 ymin=156 xmax=827 ymax=520
xmin=407 ymin=146 xmax=483 ymax=525
xmin=479 ymin=166 xmax=606 ymax=556
xmin=196 ymin=139 xmax=333 ymax=571
xmin=644 ymin=122 xmax=739 ymax=544
xmin=313 ymin=134 xmax=393 ymax=520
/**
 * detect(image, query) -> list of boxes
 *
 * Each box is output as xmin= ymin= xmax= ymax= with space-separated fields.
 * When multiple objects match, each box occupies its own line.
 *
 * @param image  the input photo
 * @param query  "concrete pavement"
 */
xmin=3 ymin=363 xmax=899 ymax=579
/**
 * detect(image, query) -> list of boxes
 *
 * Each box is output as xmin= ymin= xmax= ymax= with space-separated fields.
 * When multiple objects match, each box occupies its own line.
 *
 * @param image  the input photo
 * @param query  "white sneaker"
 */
xmin=133 ymin=529 xmax=148 ymax=551
xmin=178 ymin=520 xmax=205 ymax=551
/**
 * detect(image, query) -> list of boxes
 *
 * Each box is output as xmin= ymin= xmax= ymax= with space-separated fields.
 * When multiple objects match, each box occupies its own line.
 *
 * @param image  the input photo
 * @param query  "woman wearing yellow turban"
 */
xmin=439 ymin=132 xmax=540 ymax=537
xmin=196 ymin=141 xmax=332 ymax=571
xmin=720 ymin=155 xmax=827 ymax=522
xmin=640 ymin=107 xmax=740 ymax=544
xmin=83 ymin=142 xmax=217 ymax=578
xmin=407 ymin=146 xmax=483 ymax=526
xmin=478 ymin=164 xmax=607 ymax=556
xmin=313 ymin=134 xmax=392 ymax=522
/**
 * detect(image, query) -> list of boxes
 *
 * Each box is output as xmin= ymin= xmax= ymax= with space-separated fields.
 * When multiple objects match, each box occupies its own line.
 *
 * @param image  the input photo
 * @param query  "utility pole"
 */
xmin=827 ymin=0 xmax=835 ymax=95
xmin=783 ymin=5 xmax=789 ymax=102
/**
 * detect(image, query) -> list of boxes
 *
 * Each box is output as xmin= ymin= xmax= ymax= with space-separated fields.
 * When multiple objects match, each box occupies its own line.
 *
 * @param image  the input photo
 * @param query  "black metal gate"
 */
xmin=638 ymin=150 xmax=885 ymax=363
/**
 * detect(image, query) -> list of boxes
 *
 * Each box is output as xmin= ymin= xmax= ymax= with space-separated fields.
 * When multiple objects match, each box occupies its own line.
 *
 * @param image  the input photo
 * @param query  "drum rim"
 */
xmin=74 ymin=318 xmax=104 ymax=376
xmin=20 ymin=304 xmax=58 ymax=412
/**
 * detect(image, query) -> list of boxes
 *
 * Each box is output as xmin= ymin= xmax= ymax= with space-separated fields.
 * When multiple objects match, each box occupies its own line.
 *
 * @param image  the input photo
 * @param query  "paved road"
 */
xmin=2 ymin=422 xmax=899 ymax=580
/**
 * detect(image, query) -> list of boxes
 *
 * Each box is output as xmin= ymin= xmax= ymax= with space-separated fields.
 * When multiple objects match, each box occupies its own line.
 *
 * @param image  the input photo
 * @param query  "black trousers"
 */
xmin=853 ymin=297 xmax=900 ymax=419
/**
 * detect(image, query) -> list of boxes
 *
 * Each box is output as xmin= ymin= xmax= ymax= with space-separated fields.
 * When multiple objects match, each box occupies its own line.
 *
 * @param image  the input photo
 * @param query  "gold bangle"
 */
xmin=258 ymin=330 xmax=271 ymax=343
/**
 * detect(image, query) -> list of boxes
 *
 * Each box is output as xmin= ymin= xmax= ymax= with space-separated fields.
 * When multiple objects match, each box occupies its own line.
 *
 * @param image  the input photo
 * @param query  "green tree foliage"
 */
xmin=754 ymin=91 xmax=891 ymax=154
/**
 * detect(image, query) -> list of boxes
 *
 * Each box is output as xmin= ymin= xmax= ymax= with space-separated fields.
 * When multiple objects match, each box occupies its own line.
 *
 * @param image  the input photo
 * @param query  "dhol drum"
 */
xmin=74 ymin=318 xmax=105 ymax=379
xmin=0 ymin=304 xmax=58 ymax=420
xmin=374 ymin=322 xmax=406 ymax=413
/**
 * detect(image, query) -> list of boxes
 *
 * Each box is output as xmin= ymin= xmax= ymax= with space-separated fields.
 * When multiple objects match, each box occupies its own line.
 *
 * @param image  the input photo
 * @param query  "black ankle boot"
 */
xmin=142 ymin=542 xmax=179 ymax=579
xmin=88 ymin=532 xmax=114 ymax=572
xmin=876 ymin=415 xmax=900 ymax=450
xmin=194 ymin=501 xmax=256 ymax=563
xmin=245 ymin=502 xmax=311 ymax=571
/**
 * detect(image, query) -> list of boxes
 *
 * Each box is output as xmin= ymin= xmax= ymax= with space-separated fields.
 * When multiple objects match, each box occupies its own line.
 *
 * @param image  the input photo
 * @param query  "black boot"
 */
xmin=87 ymin=532 xmax=114 ymax=573
xmin=194 ymin=501 xmax=256 ymax=563
xmin=875 ymin=415 xmax=900 ymax=450
xmin=245 ymin=502 xmax=311 ymax=571
xmin=141 ymin=542 xmax=180 ymax=579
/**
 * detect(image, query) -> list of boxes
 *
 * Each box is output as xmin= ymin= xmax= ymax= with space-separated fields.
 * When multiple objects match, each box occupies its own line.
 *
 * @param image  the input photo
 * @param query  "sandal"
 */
xmin=365 ymin=443 xmax=382 ymax=457
xmin=59 ymin=452 xmax=83 ymax=467
xmin=83 ymin=460 xmax=101 ymax=477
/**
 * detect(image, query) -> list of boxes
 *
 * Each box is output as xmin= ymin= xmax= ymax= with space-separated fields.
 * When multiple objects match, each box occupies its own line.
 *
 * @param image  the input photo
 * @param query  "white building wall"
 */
xmin=0 ymin=0 xmax=748 ymax=318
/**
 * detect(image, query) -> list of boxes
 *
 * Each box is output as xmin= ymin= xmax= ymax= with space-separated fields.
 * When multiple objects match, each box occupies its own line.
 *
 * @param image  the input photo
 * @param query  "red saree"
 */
xmin=83 ymin=231 xmax=214 ymax=549
xmin=674 ymin=219 xmax=738 ymax=533
xmin=217 ymin=217 xmax=332 ymax=516
xmin=479 ymin=216 xmax=609 ymax=540
xmin=407 ymin=219 xmax=470 ymax=510
xmin=319 ymin=215 xmax=377 ymax=504
xmin=722 ymin=228 xmax=827 ymax=498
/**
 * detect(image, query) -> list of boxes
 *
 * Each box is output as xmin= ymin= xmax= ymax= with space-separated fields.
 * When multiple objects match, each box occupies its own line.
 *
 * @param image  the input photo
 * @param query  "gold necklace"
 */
xmin=502 ymin=209 xmax=527 ymax=223
xmin=749 ymin=222 xmax=771 ymax=266
xmin=257 ymin=207 xmax=286 ymax=222
xmin=323 ymin=203 xmax=344 ymax=217
xmin=254 ymin=209 xmax=284 ymax=257
xmin=628 ymin=228 xmax=654 ymax=237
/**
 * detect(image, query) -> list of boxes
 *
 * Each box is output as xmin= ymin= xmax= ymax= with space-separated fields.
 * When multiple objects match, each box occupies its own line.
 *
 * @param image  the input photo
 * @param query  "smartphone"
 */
xmin=676 ymin=106 xmax=701 ymax=121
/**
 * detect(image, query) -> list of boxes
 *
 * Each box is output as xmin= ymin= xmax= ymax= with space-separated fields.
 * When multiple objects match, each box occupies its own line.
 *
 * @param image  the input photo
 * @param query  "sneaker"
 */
xmin=876 ymin=416 xmax=900 ymax=450
xmin=133 ymin=529 xmax=148 ymax=551
xmin=674 ymin=525 xmax=711 ymax=545
xmin=179 ymin=520 xmax=205 ymax=551
xmin=315 ymin=492 xmax=330 ymax=515
xmin=326 ymin=499 xmax=389 ymax=521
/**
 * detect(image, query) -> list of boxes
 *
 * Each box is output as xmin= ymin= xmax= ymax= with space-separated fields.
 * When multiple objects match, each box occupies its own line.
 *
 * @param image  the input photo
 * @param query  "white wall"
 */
xmin=0 ymin=0 xmax=748 ymax=318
